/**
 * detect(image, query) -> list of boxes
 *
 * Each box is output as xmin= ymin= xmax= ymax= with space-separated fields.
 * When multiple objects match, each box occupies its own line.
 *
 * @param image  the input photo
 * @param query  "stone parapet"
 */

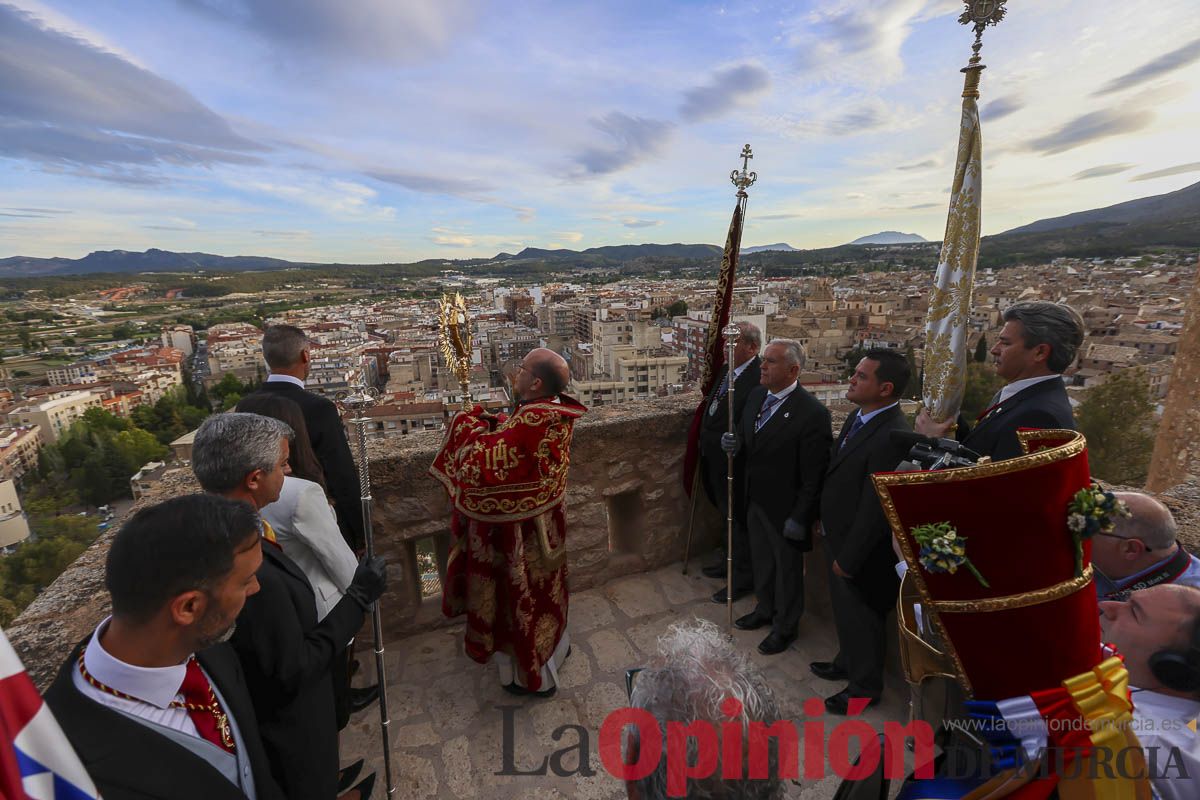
xmin=9 ymin=394 xmax=721 ymax=688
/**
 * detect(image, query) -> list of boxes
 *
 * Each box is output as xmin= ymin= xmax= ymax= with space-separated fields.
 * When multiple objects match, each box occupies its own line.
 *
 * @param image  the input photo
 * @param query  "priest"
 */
xmin=430 ymin=347 xmax=586 ymax=697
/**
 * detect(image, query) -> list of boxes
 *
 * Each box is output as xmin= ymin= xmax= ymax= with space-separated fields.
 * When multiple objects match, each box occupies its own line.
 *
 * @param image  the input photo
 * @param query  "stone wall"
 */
xmin=9 ymin=395 xmax=719 ymax=688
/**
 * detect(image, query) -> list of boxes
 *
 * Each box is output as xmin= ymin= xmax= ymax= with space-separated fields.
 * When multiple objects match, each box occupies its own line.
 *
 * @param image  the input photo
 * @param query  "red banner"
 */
xmin=682 ymin=198 xmax=744 ymax=494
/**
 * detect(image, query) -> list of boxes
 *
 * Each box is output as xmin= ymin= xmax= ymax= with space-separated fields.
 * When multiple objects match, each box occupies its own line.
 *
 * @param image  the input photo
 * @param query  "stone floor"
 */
xmin=340 ymin=558 xmax=911 ymax=799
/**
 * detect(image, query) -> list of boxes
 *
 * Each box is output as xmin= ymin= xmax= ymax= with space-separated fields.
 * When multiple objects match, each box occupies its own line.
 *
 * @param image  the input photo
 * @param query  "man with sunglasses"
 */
xmin=1093 ymin=492 xmax=1200 ymax=602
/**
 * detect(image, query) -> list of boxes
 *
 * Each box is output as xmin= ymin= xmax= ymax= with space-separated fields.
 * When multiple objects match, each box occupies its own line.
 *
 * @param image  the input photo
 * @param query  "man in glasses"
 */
xmin=1092 ymin=492 xmax=1200 ymax=602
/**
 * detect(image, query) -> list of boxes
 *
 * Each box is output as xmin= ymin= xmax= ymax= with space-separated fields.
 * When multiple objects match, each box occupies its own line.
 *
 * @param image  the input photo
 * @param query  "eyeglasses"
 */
xmin=1093 ymin=532 xmax=1154 ymax=552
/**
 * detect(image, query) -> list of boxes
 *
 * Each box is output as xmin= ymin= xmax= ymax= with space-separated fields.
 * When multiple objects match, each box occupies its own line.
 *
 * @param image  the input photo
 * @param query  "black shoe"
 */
xmin=824 ymin=688 xmax=880 ymax=716
xmin=338 ymin=759 xmax=364 ymax=793
xmin=702 ymin=563 xmax=725 ymax=579
xmin=711 ymin=587 xmax=751 ymax=604
xmin=810 ymin=661 xmax=848 ymax=682
xmin=757 ymin=631 xmax=796 ymax=655
xmin=347 ymin=772 xmax=376 ymax=800
xmin=501 ymin=682 xmax=557 ymax=698
xmin=734 ymin=611 xmax=771 ymax=631
xmin=348 ymin=684 xmax=379 ymax=714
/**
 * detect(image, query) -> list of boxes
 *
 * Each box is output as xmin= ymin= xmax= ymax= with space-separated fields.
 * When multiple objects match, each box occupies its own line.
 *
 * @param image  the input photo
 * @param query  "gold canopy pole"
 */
xmin=920 ymin=1 xmax=1006 ymax=425
xmin=438 ymin=292 xmax=474 ymax=412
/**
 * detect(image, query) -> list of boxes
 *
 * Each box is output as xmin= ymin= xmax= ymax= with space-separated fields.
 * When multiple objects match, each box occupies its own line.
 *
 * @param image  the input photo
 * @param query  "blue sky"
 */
xmin=2 ymin=0 xmax=1198 ymax=262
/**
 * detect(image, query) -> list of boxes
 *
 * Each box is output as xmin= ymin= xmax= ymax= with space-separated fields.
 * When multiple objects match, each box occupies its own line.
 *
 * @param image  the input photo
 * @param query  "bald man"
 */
xmin=1092 ymin=492 xmax=1200 ymax=602
xmin=430 ymin=347 xmax=587 ymax=696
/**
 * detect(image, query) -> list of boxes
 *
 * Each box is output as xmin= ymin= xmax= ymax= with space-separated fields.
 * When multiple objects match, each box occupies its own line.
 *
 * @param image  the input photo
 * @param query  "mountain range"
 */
xmin=848 ymin=231 xmax=927 ymax=245
xmin=2 ymin=181 xmax=1197 ymax=279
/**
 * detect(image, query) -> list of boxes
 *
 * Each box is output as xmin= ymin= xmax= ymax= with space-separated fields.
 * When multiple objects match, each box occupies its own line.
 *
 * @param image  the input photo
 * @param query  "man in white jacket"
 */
xmin=261 ymin=475 xmax=357 ymax=621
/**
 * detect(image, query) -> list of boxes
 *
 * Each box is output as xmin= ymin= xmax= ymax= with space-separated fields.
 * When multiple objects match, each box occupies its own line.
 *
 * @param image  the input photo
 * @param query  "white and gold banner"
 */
xmin=922 ymin=85 xmax=982 ymax=423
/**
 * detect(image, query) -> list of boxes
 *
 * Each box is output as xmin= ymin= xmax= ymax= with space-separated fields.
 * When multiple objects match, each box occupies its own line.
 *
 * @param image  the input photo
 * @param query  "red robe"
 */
xmin=429 ymin=395 xmax=587 ymax=690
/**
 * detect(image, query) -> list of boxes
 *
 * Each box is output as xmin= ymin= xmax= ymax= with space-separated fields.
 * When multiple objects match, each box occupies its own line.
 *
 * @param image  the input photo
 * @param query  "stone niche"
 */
xmin=9 ymin=394 xmax=722 ymax=688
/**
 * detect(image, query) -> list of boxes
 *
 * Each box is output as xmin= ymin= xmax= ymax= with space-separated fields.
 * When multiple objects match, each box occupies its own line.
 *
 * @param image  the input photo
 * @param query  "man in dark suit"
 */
xmin=257 ymin=324 xmax=363 ymax=550
xmin=812 ymin=349 xmax=912 ymax=714
xmin=722 ymin=338 xmax=832 ymax=655
xmin=699 ymin=322 xmax=762 ymax=604
xmin=192 ymin=412 xmax=386 ymax=800
xmin=44 ymin=494 xmax=285 ymax=800
xmin=917 ymin=301 xmax=1084 ymax=460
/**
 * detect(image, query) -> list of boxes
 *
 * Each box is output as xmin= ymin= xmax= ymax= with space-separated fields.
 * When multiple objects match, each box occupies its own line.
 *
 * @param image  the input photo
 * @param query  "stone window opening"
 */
xmin=605 ymin=486 xmax=645 ymax=555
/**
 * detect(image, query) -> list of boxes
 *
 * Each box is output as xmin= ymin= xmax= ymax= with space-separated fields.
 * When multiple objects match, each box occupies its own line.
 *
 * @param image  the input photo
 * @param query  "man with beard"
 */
xmin=431 ymin=348 xmax=585 ymax=696
xmin=44 ymin=494 xmax=285 ymax=800
xmin=192 ymin=412 xmax=387 ymax=800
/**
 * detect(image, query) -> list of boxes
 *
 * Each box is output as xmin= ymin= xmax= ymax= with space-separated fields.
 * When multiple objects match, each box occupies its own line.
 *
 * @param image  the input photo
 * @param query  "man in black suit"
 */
xmin=917 ymin=301 xmax=1084 ymax=460
xmin=192 ymin=412 xmax=387 ymax=800
xmin=812 ymin=349 xmax=912 ymax=714
xmin=257 ymin=324 xmax=363 ymax=550
xmin=722 ymin=338 xmax=832 ymax=655
xmin=699 ymin=322 xmax=762 ymax=604
xmin=44 ymin=494 xmax=285 ymax=800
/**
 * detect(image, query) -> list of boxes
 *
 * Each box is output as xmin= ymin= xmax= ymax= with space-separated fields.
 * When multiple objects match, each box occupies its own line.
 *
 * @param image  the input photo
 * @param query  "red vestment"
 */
xmin=429 ymin=395 xmax=586 ymax=690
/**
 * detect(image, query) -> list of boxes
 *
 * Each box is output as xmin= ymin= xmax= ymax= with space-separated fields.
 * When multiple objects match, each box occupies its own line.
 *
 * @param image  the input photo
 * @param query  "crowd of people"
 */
xmin=34 ymin=304 xmax=1200 ymax=800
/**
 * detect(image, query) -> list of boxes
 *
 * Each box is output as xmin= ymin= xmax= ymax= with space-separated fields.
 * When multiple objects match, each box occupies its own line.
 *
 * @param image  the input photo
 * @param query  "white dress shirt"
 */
xmin=72 ymin=618 xmax=201 ymax=738
xmin=1131 ymin=688 xmax=1200 ymax=800
xmin=756 ymin=380 xmax=798 ymax=429
xmin=997 ymin=373 xmax=1064 ymax=405
xmin=265 ymin=373 xmax=305 ymax=389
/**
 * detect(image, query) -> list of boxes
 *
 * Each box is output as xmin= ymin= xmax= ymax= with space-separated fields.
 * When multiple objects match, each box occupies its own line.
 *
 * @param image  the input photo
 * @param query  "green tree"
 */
xmin=667 ymin=299 xmax=688 ymax=317
xmin=112 ymin=428 xmax=169 ymax=474
xmin=973 ymin=334 xmax=989 ymax=363
xmin=903 ymin=346 xmax=921 ymax=400
xmin=960 ymin=362 xmax=1006 ymax=420
xmin=1077 ymin=368 xmax=1157 ymax=485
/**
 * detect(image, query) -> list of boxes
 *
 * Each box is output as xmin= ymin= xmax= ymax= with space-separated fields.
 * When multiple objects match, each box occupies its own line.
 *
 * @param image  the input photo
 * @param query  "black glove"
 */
xmin=782 ymin=518 xmax=808 ymax=545
xmin=720 ymin=432 xmax=740 ymax=454
xmin=345 ymin=556 xmax=388 ymax=610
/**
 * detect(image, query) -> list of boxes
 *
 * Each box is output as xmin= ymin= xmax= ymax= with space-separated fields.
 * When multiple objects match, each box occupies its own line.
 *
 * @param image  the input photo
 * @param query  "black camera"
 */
xmin=890 ymin=431 xmax=983 ymax=471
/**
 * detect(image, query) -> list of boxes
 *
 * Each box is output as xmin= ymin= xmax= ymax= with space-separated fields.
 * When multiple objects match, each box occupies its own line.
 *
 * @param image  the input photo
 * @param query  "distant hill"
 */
xmin=1002 ymin=181 xmax=1200 ymax=235
xmin=498 ymin=243 xmax=722 ymax=262
xmin=848 ymin=231 xmax=928 ymax=245
xmin=0 ymin=248 xmax=300 ymax=278
xmin=742 ymin=243 xmax=798 ymax=254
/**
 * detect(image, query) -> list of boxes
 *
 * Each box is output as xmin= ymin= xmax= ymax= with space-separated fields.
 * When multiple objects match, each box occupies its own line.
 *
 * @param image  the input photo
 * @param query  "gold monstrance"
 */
xmin=438 ymin=292 xmax=473 ymax=411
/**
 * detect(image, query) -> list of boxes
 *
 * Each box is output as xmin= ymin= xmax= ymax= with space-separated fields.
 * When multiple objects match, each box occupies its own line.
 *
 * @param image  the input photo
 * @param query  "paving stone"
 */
xmin=400 ymin=629 xmax=462 ymax=679
xmin=569 ymin=593 xmax=615 ymax=633
xmin=604 ymin=575 xmax=669 ymax=618
xmin=396 ymin=721 xmax=440 ymax=748
xmin=426 ymin=672 xmax=483 ymax=734
xmin=626 ymin=615 xmax=679 ymax=657
xmin=393 ymin=752 xmax=439 ymax=797
xmin=654 ymin=565 xmax=716 ymax=605
xmin=586 ymin=629 xmax=640 ymax=676
xmin=555 ymin=647 xmax=593 ymax=690
xmin=383 ymin=683 xmax=423 ymax=722
xmin=582 ymin=681 xmax=628 ymax=730
xmin=528 ymin=696 xmax=582 ymax=740
xmin=441 ymin=735 xmax=477 ymax=798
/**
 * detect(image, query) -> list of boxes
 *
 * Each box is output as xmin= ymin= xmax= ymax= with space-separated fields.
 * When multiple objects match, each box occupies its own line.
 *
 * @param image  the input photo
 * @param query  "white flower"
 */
xmin=1068 ymin=513 xmax=1087 ymax=533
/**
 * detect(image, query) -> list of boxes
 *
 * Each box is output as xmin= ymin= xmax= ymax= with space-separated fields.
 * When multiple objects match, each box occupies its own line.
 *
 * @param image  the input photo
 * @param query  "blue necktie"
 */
xmin=840 ymin=413 xmax=866 ymax=449
xmin=754 ymin=394 xmax=780 ymax=432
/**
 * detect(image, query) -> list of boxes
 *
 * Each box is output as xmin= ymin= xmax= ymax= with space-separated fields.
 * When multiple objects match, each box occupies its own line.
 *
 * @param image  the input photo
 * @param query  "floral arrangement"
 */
xmin=911 ymin=521 xmax=989 ymax=588
xmin=1067 ymin=482 xmax=1132 ymax=577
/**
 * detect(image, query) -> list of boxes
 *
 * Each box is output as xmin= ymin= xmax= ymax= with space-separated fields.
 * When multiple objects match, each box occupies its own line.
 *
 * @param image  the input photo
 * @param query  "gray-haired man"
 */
xmin=192 ymin=412 xmax=385 ymax=800
xmin=722 ymin=339 xmax=831 ymax=655
xmin=1093 ymin=492 xmax=1200 ymax=601
xmin=917 ymin=301 xmax=1084 ymax=460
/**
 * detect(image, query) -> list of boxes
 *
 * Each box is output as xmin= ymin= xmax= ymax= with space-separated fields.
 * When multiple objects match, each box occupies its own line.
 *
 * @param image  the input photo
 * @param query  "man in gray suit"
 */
xmin=723 ymin=339 xmax=831 ymax=655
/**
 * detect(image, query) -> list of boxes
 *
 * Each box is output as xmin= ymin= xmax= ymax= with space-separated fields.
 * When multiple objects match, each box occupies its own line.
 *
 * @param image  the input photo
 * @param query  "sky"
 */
xmin=2 ymin=0 xmax=1199 ymax=263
